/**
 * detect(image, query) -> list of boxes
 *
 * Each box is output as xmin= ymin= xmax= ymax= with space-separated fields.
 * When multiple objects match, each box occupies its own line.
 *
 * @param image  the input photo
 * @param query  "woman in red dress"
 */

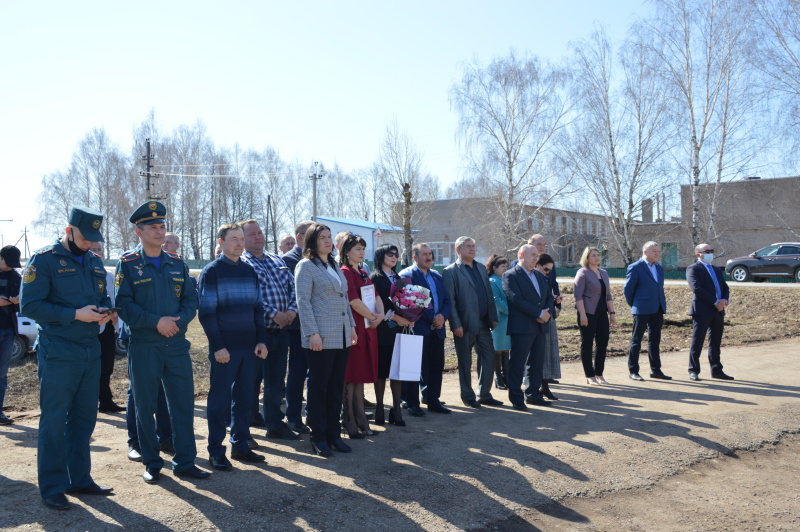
xmin=339 ymin=234 xmax=383 ymax=438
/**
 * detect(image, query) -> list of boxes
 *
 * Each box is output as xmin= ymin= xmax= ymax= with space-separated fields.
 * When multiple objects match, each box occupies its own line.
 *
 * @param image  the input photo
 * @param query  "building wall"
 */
xmin=677 ymin=176 xmax=800 ymax=264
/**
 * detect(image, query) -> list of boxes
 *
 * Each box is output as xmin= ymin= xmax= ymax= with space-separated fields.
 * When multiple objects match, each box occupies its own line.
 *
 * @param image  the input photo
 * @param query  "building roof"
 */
xmin=316 ymin=216 xmax=419 ymax=234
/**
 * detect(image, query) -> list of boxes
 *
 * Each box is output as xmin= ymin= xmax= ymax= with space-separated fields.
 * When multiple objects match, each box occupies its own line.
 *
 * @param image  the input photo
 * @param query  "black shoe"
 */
xmin=328 ymin=438 xmax=352 ymax=453
xmin=246 ymin=437 xmax=259 ymax=450
xmin=98 ymin=402 xmax=125 ymax=413
xmin=712 ymin=372 xmax=734 ymax=380
xmin=547 ymin=379 xmax=560 ymax=385
xmin=266 ymin=423 xmax=301 ymax=440
xmin=427 ymin=402 xmax=452 ymax=414
xmin=463 ymin=399 xmax=482 ymax=409
xmin=209 ymin=455 xmax=233 ymax=471
xmin=69 ymin=482 xmax=113 ymax=495
xmin=494 ymin=377 xmax=508 ymax=390
xmin=231 ymin=449 xmax=266 ymax=462
xmin=159 ymin=439 xmax=176 ymax=455
xmin=511 ymin=402 xmax=528 ymax=411
xmin=0 ymin=413 xmax=14 ymax=425
xmin=363 ymin=398 xmax=376 ymax=409
xmin=311 ymin=440 xmax=333 ymax=458
xmin=343 ymin=425 xmax=366 ymax=439
xmin=251 ymin=415 xmax=267 ymax=428
xmin=478 ymin=396 xmax=504 ymax=406
xmin=407 ymin=405 xmax=426 ymax=417
xmin=388 ymin=408 xmax=406 ymax=426
xmin=629 ymin=373 xmax=645 ymax=381
xmin=287 ymin=420 xmax=311 ymax=434
xmin=525 ymin=396 xmax=552 ymax=407
xmin=373 ymin=408 xmax=386 ymax=425
xmin=43 ymin=493 xmax=69 ymax=510
xmin=174 ymin=465 xmax=211 ymax=479
xmin=142 ymin=467 xmax=160 ymax=484
xmin=650 ymin=371 xmax=673 ymax=380
xmin=689 ymin=372 xmax=701 ymax=381
xmin=541 ymin=389 xmax=559 ymax=401
xmin=127 ymin=445 xmax=143 ymax=462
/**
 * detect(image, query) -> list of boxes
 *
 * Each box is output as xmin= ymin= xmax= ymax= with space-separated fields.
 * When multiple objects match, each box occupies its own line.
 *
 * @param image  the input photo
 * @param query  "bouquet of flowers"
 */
xmin=389 ymin=278 xmax=433 ymax=323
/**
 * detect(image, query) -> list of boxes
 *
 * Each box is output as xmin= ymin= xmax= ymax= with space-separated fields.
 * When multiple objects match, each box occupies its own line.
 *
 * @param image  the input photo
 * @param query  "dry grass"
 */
xmin=6 ymin=285 xmax=798 ymax=412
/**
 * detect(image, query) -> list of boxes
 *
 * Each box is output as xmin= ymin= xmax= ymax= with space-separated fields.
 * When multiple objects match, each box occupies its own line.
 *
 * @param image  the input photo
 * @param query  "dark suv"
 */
xmin=725 ymin=243 xmax=800 ymax=282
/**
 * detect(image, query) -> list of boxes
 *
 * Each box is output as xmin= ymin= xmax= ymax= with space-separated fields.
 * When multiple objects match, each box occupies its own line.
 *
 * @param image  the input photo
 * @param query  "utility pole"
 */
xmin=140 ymin=138 xmax=165 ymax=200
xmin=309 ymin=161 xmax=325 ymax=221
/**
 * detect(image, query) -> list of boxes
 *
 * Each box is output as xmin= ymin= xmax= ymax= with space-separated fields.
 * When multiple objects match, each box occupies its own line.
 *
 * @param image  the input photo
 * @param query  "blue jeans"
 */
xmin=0 ymin=328 xmax=14 ymax=409
xmin=207 ymin=348 xmax=258 ymax=457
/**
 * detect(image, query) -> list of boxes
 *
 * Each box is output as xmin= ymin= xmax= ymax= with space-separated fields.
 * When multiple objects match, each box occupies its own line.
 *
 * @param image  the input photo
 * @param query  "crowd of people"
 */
xmin=3 ymin=202 xmax=735 ymax=510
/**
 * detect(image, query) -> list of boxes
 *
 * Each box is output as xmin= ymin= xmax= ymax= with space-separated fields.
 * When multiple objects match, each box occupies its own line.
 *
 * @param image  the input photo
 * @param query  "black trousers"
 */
xmin=578 ymin=312 xmax=609 ymax=378
xmin=305 ymin=346 xmax=349 ymax=444
xmin=98 ymin=325 xmax=116 ymax=404
xmin=507 ymin=332 xmax=545 ymax=405
xmin=688 ymin=311 xmax=725 ymax=375
xmin=627 ymin=311 xmax=664 ymax=374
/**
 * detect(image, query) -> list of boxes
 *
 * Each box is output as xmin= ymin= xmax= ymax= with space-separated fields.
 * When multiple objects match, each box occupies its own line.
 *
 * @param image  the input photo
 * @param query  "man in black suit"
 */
xmin=686 ymin=243 xmax=733 ymax=381
xmin=502 ymin=245 xmax=554 ymax=410
xmin=280 ymin=220 xmax=315 ymax=433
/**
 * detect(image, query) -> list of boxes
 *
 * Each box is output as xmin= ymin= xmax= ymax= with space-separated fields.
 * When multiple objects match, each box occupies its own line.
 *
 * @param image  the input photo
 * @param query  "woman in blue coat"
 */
xmin=485 ymin=255 xmax=510 ymax=390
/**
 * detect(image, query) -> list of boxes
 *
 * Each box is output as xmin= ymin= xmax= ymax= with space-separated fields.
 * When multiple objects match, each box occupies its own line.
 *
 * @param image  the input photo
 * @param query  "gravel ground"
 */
xmin=1 ymin=338 xmax=799 ymax=531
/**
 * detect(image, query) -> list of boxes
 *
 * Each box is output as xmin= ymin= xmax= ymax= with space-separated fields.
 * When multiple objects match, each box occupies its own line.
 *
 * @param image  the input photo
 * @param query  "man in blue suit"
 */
xmin=623 ymin=241 xmax=671 ymax=381
xmin=686 ymin=243 xmax=733 ymax=381
xmin=502 ymin=244 xmax=554 ymax=410
xmin=399 ymin=243 xmax=452 ymax=414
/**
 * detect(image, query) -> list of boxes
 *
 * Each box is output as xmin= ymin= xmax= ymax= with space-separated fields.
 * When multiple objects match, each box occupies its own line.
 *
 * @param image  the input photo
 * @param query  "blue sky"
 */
xmin=0 ymin=0 xmax=648 ymax=252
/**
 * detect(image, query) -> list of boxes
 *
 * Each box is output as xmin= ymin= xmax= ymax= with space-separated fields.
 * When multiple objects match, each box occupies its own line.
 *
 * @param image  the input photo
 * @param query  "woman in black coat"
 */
xmin=370 ymin=244 xmax=413 ymax=426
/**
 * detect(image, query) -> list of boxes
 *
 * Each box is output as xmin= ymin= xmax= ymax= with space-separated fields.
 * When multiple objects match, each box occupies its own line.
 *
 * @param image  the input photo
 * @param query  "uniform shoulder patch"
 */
xmin=33 ymin=245 xmax=53 ymax=255
xmin=121 ymin=251 xmax=141 ymax=263
xmin=165 ymin=251 xmax=184 ymax=261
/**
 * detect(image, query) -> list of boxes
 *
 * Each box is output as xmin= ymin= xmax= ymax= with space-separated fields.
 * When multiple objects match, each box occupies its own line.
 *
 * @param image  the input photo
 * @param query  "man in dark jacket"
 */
xmin=0 ymin=245 xmax=22 ymax=425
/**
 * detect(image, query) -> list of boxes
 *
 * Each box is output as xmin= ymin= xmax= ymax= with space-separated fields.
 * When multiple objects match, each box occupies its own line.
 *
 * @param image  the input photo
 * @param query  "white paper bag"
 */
xmin=389 ymin=329 xmax=424 ymax=381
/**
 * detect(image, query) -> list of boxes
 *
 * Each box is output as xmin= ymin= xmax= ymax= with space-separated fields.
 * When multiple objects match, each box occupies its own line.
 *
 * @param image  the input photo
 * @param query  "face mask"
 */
xmin=67 ymin=230 xmax=88 ymax=256
xmin=702 ymin=253 xmax=714 ymax=264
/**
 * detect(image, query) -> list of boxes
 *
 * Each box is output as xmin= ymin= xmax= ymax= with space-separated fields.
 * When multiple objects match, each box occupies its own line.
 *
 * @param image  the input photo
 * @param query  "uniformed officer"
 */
xmin=115 ymin=201 xmax=210 ymax=483
xmin=20 ymin=206 xmax=115 ymax=510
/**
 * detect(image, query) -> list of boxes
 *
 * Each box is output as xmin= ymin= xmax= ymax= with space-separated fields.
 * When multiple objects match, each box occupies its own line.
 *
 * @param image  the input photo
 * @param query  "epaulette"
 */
xmin=121 ymin=250 xmax=142 ymax=263
xmin=33 ymin=245 xmax=54 ymax=255
xmin=92 ymin=251 xmax=103 ymax=259
xmin=165 ymin=251 xmax=184 ymax=260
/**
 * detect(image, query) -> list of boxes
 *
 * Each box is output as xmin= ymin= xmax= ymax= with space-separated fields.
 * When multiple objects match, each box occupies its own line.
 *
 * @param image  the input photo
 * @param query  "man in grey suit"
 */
xmin=503 ymin=245 xmax=554 ymax=410
xmin=443 ymin=236 xmax=502 ymax=408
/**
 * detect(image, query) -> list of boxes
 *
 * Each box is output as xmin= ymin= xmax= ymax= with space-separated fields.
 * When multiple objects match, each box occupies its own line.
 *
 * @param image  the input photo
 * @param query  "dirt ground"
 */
xmin=2 ymin=337 xmax=799 ymax=531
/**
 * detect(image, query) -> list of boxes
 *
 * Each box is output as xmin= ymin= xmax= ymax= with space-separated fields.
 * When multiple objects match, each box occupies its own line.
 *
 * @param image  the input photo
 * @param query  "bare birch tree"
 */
xmin=568 ymin=27 xmax=674 ymax=265
xmin=643 ymin=0 xmax=757 ymax=246
xmin=450 ymin=51 xmax=573 ymax=254
xmin=377 ymin=121 xmax=425 ymax=254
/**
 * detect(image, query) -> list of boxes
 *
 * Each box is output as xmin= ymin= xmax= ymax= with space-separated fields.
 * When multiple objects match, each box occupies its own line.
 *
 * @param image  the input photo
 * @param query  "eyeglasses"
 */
xmin=386 ymin=251 xmax=398 ymax=257
xmin=542 ymin=267 xmax=552 ymax=273
xmin=700 ymin=249 xmax=714 ymax=253
xmin=348 ymin=232 xmax=362 ymax=239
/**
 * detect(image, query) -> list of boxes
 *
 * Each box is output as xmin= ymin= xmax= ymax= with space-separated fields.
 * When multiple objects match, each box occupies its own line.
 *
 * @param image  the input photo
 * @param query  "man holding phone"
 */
xmin=20 ymin=207 xmax=116 ymax=510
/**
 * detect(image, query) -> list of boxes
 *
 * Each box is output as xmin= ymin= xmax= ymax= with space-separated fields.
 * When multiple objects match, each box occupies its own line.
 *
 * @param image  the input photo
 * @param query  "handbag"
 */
xmin=389 ymin=326 xmax=424 ymax=382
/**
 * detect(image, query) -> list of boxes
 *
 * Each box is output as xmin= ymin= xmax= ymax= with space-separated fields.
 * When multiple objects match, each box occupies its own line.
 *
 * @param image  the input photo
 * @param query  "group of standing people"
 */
xmin=9 ymin=200 xmax=735 ymax=510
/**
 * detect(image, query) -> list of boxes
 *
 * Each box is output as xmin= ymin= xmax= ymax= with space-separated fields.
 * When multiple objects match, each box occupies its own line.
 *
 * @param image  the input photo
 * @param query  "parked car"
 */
xmin=12 ymin=313 xmax=38 ymax=360
xmin=725 ymin=243 xmax=800 ymax=282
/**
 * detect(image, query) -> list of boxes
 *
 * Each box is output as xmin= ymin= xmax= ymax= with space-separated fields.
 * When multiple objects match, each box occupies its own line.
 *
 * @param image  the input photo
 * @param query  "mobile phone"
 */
xmin=95 ymin=307 xmax=122 ymax=315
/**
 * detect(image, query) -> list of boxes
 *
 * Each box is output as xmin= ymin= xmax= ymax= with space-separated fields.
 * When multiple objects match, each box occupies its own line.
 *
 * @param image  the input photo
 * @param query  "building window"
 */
xmin=586 ymin=220 xmax=592 ymax=235
xmin=567 ymin=218 xmax=573 ymax=233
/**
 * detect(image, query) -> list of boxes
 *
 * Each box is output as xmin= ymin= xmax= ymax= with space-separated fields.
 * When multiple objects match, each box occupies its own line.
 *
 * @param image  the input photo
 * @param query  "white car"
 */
xmin=12 ymin=313 xmax=37 ymax=360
